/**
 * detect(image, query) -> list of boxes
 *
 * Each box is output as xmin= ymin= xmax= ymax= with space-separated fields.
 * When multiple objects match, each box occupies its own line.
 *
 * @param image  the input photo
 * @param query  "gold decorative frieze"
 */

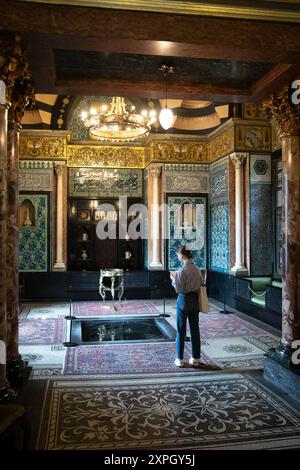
xmin=210 ymin=127 xmax=234 ymax=162
xmin=67 ymin=145 xmax=145 ymax=168
xmin=19 ymin=135 xmax=67 ymax=159
xmin=235 ymin=125 xmax=271 ymax=152
xmin=151 ymin=141 xmax=209 ymax=164
xmin=243 ymin=103 xmax=270 ymax=121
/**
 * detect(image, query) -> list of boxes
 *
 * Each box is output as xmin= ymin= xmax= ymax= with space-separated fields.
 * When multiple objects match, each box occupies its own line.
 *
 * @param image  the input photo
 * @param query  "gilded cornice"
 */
xmin=67 ymin=145 xmax=145 ymax=168
xmin=21 ymin=1 xmax=300 ymax=23
xmin=151 ymin=140 xmax=210 ymax=164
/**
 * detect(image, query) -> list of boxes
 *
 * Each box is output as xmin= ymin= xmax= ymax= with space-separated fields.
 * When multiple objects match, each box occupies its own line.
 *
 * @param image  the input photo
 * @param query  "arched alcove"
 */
xmin=19 ymin=199 xmax=36 ymax=227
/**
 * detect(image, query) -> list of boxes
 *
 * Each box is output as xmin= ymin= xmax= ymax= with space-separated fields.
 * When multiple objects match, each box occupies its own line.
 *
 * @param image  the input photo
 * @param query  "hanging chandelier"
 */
xmin=81 ymin=97 xmax=154 ymax=143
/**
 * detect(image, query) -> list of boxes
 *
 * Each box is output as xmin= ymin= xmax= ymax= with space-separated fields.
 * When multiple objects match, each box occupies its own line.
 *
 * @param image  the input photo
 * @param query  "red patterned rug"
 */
xmin=199 ymin=313 xmax=268 ymax=338
xmin=19 ymin=318 xmax=64 ymax=345
xmin=63 ymin=342 xmax=218 ymax=375
xmin=72 ymin=300 xmax=160 ymax=316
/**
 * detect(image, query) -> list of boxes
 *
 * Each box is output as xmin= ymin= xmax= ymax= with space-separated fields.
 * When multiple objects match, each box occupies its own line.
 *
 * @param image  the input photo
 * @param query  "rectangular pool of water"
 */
xmin=69 ymin=315 xmax=176 ymax=344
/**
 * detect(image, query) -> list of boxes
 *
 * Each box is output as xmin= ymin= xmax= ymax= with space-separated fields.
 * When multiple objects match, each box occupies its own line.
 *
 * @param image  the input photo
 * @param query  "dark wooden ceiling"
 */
xmin=1 ymin=0 xmax=300 ymax=102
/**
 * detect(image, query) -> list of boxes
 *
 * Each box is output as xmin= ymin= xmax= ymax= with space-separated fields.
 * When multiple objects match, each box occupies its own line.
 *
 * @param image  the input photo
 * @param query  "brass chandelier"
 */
xmin=81 ymin=96 xmax=153 ymax=143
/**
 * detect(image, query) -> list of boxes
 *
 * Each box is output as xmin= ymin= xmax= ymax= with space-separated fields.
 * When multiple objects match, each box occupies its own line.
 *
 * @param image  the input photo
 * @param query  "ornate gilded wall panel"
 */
xmin=69 ymin=167 xmax=143 ymax=197
xmin=151 ymin=141 xmax=210 ymax=163
xmin=271 ymin=119 xmax=282 ymax=151
xmin=235 ymin=125 xmax=271 ymax=152
xmin=243 ymin=103 xmax=270 ymax=120
xmin=19 ymin=135 xmax=67 ymax=159
xmin=67 ymin=145 xmax=144 ymax=168
xmin=210 ymin=127 xmax=234 ymax=162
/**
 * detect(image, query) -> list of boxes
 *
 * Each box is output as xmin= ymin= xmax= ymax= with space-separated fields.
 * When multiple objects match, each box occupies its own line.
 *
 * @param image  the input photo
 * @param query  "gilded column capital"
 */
xmin=264 ymin=86 xmax=300 ymax=137
xmin=230 ymin=152 xmax=247 ymax=169
xmin=0 ymin=33 xmax=35 ymax=124
xmin=149 ymin=166 xmax=162 ymax=178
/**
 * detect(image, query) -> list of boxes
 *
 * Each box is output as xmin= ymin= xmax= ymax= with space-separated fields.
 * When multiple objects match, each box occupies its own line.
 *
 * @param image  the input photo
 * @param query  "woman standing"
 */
xmin=170 ymin=246 xmax=204 ymax=367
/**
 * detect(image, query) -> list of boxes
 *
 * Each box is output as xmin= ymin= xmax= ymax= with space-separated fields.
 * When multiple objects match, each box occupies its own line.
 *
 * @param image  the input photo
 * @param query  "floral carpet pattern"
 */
xmin=72 ymin=300 xmax=160 ymax=316
xmin=19 ymin=318 xmax=64 ymax=344
xmin=37 ymin=373 xmax=300 ymax=450
xmin=63 ymin=342 xmax=219 ymax=375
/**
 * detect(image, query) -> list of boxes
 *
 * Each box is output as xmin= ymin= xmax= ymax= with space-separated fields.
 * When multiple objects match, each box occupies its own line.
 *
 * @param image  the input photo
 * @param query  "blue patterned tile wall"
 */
xmin=19 ymin=195 xmax=48 ymax=272
xmin=250 ymin=184 xmax=272 ymax=275
xmin=250 ymin=155 xmax=272 ymax=275
xmin=167 ymin=196 xmax=207 ymax=270
xmin=209 ymin=158 xmax=229 ymax=272
xmin=210 ymin=202 xmax=229 ymax=272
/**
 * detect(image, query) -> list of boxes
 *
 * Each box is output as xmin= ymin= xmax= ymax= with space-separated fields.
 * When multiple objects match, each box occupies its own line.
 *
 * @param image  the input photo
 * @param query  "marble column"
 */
xmin=149 ymin=166 xmax=163 ymax=269
xmin=6 ymin=119 xmax=24 ymax=376
xmin=0 ymin=82 xmax=8 ymax=388
xmin=230 ymin=152 xmax=248 ymax=276
xmin=266 ymin=88 xmax=300 ymax=365
xmin=53 ymin=163 xmax=66 ymax=271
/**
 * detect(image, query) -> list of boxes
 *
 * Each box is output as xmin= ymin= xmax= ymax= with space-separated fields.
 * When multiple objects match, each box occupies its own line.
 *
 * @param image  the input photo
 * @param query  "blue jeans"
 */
xmin=176 ymin=293 xmax=200 ymax=360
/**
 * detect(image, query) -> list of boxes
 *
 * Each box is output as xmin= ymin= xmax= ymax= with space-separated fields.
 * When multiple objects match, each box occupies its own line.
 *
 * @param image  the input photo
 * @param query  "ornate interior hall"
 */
xmin=0 ymin=0 xmax=300 ymax=453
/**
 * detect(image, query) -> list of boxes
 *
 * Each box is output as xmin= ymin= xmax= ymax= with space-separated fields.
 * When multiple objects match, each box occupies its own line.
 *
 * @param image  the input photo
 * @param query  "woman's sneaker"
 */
xmin=189 ymin=358 xmax=201 ymax=367
xmin=174 ymin=358 xmax=184 ymax=367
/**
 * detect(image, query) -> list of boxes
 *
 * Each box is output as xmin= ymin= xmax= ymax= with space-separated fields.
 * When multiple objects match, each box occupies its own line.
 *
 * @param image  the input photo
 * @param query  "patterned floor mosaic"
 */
xmin=36 ymin=373 xmax=300 ymax=450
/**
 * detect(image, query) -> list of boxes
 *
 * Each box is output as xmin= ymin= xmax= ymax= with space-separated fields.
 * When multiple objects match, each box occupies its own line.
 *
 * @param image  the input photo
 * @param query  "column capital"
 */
xmin=0 ymin=33 xmax=35 ymax=124
xmin=264 ymin=86 xmax=300 ymax=137
xmin=230 ymin=152 xmax=248 ymax=169
xmin=149 ymin=166 xmax=162 ymax=178
xmin=54 ymin=162 xmax=65 ymax=176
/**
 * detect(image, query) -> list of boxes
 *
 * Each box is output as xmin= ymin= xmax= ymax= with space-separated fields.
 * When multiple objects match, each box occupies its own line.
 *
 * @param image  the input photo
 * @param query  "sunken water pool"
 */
xmin=68 ymin=315 xmax=176 ymax=345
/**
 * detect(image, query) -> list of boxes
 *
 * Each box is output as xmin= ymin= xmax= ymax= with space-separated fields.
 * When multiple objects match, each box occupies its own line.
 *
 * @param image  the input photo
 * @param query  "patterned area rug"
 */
xmin=63 ymin=342 xmax=219 ymax=375
xmin=72 ymin=300 xmax=160 ymax=316
xmin=20 ymin=302 xmax=70 ymax=318
xmin=199 ymin=313 xmax=268 ymax=338
xmin=19 ymin=318 xmax=65 ymax=344
xmin=36 ymin=373 xmax=300 ymax=450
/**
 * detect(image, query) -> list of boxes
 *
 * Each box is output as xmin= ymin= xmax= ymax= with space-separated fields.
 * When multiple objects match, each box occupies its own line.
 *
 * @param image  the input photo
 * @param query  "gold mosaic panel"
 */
xmin=243 ymin=103 xmax=270 ymax=120
xmin=210 ymin=127 xmax=235 ymax=162
xmin=67 ymin=145 xmax=145 ymax=168
xmin=235 ymin=125 xmax=271 ymax=152
xmin=151 ymin=141 xmax=210 ymax=163
xmin=19 ymin=136 xmax=67 ymax=159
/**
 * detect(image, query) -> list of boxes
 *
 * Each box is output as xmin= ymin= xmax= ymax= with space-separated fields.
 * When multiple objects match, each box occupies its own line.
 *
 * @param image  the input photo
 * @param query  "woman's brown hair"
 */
xmin=178 ymin=245 xmax=192 ymax=259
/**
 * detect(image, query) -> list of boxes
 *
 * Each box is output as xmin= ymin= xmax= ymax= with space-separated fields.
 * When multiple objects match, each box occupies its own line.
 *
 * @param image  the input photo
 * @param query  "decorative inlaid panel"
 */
xmin=19 ymin=135 xmax=67 ymax=159
xmin=19 ymin=160 xmax=53 ymax=192
xmin=243 ymin=103 xmax=270 ymax=120
xmin=210 ymin=127 xmax=234 ymax=162
xmin=19 ymin=195 xmax=48 ymax=272
xmin=67 ymin=145 xmax=144 ymax=168
xmin=210 ymin=157 xmax=228 ymax=203
xmin=235 ymin=125 xmax=271 ymax=152
xmin=167 ymin=196 xmax=207 ymax=270
xmin=152 ymin=141 xmax=209 ymax=163
xmin=164 ymin=164 xmax=209 ymax=193
xmin=250 ymin=154 xmax=271 ymax=183
xmin=210 ymin=202 xmax=229 ymax=273
xmin=69 ymin=167 xmax=143 ymax=197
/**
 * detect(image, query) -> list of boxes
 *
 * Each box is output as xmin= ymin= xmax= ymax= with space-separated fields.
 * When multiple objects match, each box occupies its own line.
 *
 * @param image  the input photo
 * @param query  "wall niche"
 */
xmin=19 ymin=199 xmax=36 ymax=227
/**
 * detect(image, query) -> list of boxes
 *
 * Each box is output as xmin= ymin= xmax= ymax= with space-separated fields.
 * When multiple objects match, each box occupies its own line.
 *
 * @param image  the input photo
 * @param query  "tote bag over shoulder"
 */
xmin=198 ymin=268 xmax=209 ymax=314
